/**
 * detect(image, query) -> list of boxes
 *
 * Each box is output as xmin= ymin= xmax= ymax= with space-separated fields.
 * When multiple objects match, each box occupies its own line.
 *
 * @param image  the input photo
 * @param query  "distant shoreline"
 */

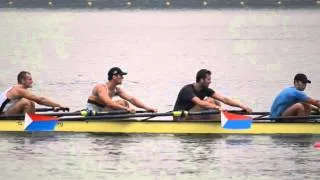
xmin=1 ymin=0 xmax=320 ymax=9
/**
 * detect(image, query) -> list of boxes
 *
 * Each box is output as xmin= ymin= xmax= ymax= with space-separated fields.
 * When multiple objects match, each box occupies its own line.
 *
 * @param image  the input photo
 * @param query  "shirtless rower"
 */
xmin=86 ymin=67 xmax=157 ymax=113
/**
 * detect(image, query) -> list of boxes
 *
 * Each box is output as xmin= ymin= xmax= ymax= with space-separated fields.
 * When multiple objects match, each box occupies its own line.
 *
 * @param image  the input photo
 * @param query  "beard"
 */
xmin=201 ymin=83 xmax=209 ymax=89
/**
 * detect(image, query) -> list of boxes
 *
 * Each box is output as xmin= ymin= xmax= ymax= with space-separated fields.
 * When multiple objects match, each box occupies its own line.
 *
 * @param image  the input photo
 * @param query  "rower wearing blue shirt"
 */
xmin=270 ymin=73 xmax=320 ymax=121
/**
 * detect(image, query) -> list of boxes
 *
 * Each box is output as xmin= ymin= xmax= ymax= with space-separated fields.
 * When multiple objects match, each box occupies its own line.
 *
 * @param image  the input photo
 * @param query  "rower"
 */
xmin=0 ymin=71 xmax=69 ymax=115
xmin=173 ymin=69 xmax=252 ymax=120
xmin=270 ymin=73 xmax=320 ymax=122
xmin=86 ymin=67 xmax=157 ymax=113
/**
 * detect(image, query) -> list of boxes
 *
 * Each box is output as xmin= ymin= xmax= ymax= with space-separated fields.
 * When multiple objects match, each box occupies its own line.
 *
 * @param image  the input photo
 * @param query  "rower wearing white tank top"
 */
xmin=0 ymin=71 xmax=69 ymax=115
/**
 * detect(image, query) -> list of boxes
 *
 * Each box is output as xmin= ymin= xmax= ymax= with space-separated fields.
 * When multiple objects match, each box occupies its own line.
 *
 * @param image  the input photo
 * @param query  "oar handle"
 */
xmin=36 ymin=107 xmax=70 ymax=112
xmin=36 ymin=108 xmax=55 ymax=112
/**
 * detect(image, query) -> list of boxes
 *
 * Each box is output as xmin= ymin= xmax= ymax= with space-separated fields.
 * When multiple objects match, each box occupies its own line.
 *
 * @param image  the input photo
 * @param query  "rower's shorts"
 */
xmin=86 ymin=103 xmax=105 ymax=112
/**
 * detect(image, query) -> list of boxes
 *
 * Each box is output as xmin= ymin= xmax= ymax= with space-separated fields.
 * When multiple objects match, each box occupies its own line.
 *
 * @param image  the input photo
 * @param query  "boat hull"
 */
xmin=0 ymin=119 xmax=319 ymax=134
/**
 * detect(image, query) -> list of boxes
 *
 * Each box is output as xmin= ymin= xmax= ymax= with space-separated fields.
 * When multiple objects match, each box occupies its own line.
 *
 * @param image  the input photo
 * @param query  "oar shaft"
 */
xmin=230 ymin=111 xmax=269 ymax=116
xmin=59 ymin=111 xmax=320 ymax=121
xmin=188 ymin=110 xmax=269 ymax=116
xmin=59 ymin=110 xmax=269 ymax=121
xmin=59 ymin=112 xmax=172 ymax=121
xmin=36 ymin=108 xmax=55 ymax=112
xmin=36 ymin=107 xmax=70 ymax=112
xmin=0 ymin=110 xmax=152 ymax=120
xmin=3 ymin=109 xmax=317 ymax=122
xmin=37 ymin=110 xmax=150 ymax=117
xmin=254 ymin=116 xmax=320 ymax=121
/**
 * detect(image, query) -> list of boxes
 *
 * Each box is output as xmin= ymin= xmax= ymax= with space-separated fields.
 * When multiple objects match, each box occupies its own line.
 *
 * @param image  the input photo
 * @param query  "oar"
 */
xmin=35 ymin=107 xmax=54 ymax=112
xmin=38 ymin=110 xmax=151 ymax=117
xmin=58 ymin=110 xmax=257 ymax=121
xmin=0 ymin=110 xmax=152 ymax=120
xmin=58 ymin=110 xmax=251 ymax=121
xmin=60 ymin=111 xmax=174 ymax=121
xmin=139 ymin=111 xmax=172 ymax=121
xmin=227 ymin=110 xmax=269 ymax=116
xmin=34 ymin=108 xmax=267 ymax=116
xmin=254 ymin=115 xmax=320 ymax=121
xmin=4 ymin=109 xmax=319 ymax=122
xmin=36 ymin=107 xmax=70 ymax=112
xmin=59 ymin=110 xmax=320 ymax=122
xmin=171 ymin=110 xmax=269 ymax=116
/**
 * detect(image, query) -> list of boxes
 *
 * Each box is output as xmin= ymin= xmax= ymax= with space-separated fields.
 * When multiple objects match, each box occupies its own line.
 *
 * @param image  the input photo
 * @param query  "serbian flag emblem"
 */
xmin=221 ymin=111 xmax=253 ymax=129
xmin=24 ymin=113 xmax=58 ymax=131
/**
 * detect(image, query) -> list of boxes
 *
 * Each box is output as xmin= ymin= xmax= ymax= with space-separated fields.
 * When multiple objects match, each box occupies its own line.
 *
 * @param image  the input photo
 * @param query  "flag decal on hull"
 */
xmin=24 ymin=113 xmax=58 ymax=131
xmin=221 ymin=111 xmax=252 ymax=129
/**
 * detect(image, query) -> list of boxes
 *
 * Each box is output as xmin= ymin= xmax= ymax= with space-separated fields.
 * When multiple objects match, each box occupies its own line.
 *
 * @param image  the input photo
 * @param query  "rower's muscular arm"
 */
xmin=96 ymin=85 xmax=129 ymax=111
xmin=306 ymin=98 xmax=320 ymax=110
xmin=212 ymin=92 xmax=252 ymax=113
xmin=117 ymin=88 xmax=157 ymax=112
xmin=128 ymin=97 xmax=157 ymax=112
xmin=17 ymin=88 xmax=62 ymax=107
xmin=191 ymin=97 xmax=222 ymax=111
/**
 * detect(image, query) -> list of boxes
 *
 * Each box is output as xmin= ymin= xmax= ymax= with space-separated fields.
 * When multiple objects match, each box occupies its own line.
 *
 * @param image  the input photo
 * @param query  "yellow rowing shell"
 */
xmin=0 ymin=119 xmax=319 ymax=134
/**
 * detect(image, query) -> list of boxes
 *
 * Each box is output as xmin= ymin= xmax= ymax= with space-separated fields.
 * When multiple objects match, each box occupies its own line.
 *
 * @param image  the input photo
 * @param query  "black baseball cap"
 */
xmin=294 ymin=73 xmax=311 ymax=84
xmin=108 ymin=67 xmax=127 ymax=80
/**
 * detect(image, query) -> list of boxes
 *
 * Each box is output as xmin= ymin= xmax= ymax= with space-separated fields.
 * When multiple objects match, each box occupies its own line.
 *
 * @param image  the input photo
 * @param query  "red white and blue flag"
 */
xmin=221 ymin=111 xmax=252 ymax=129
xmin=24 ymin=113 xmax=58 ymax=131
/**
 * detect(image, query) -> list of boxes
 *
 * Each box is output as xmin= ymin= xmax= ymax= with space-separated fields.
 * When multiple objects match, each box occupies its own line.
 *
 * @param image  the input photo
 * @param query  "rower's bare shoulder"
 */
xmin=92 ymin=83 xmax=104 ymax=89
xmin=10 ymin=85 xmax=25 ymax=94
xmin=95 ymin=84 xmax=109 ymax=92
xmin=8 ymin=86 xmax=31 ymax=99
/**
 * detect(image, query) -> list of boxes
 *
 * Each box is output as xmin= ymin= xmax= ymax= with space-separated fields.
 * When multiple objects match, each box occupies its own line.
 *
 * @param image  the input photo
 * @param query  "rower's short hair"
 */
xmin=196 ymin=69 xmax=211 ymax=82
xmin=17 ymin=71 xmax=31 ymax=84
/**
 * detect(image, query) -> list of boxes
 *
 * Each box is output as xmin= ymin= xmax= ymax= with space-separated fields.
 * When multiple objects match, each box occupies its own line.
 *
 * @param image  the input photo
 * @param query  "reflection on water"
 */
xmin=0 ymin=133 xmax=319 ymax=179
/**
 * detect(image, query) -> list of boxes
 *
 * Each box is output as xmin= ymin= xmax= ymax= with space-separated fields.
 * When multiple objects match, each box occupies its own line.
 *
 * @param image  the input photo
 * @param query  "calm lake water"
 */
xmin=0 ymin=133 xmax=319 ymax=180
xmin=0 ymin=7 xmax=319 ymax=179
